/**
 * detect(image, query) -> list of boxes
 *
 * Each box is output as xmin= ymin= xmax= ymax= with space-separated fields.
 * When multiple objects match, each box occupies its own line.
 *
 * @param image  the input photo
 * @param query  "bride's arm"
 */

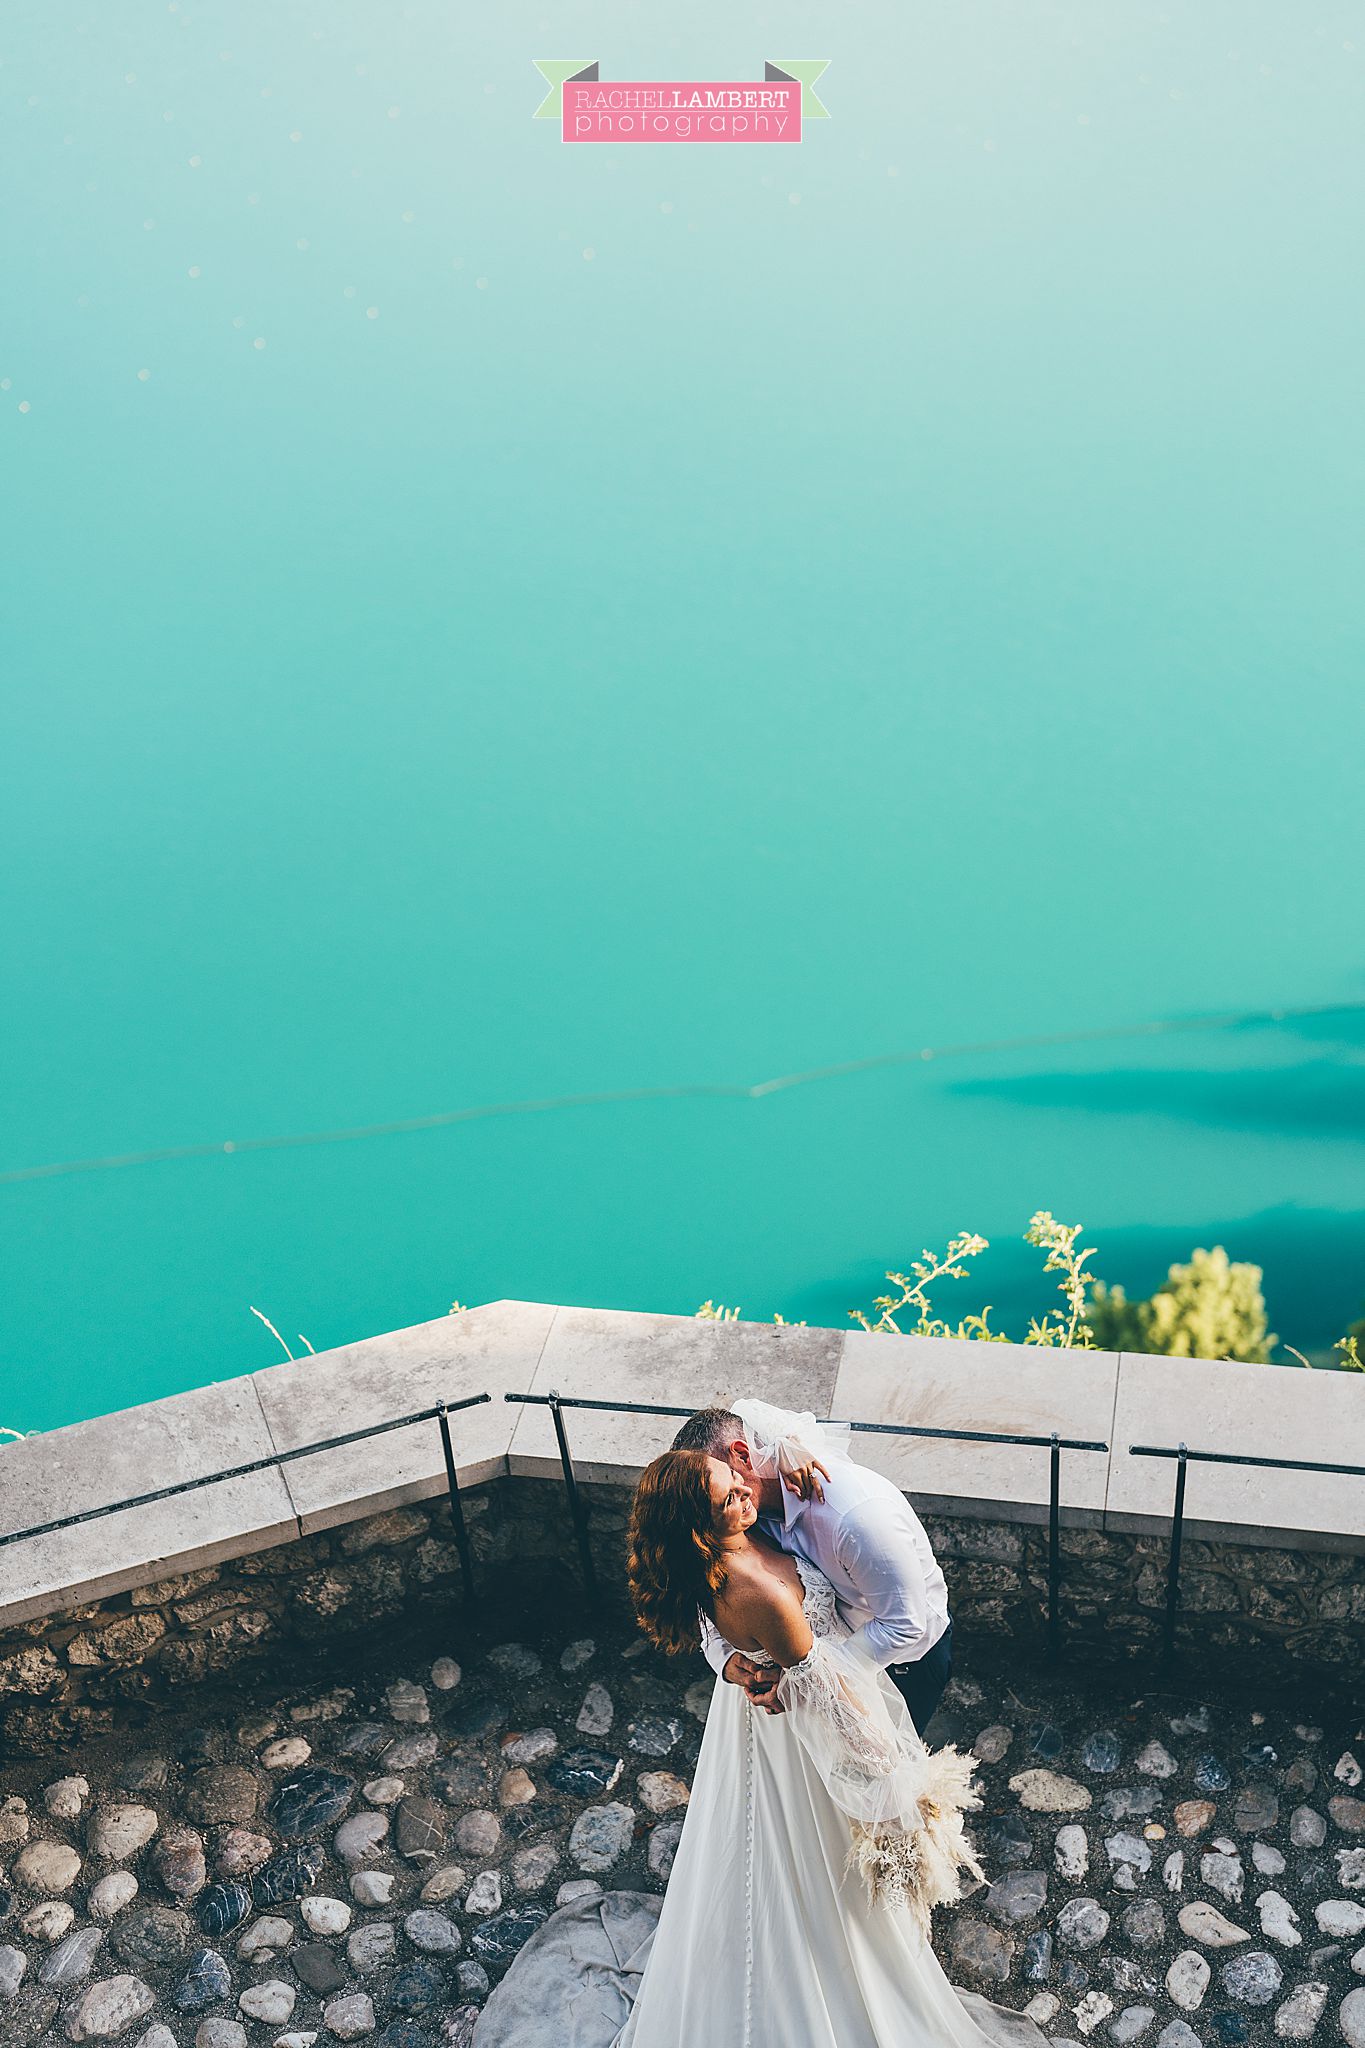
xmin=772 ymin=1631 xmax=985 ymax=1918
xmin=775 ymin=1635 xmax=905 ymax=1783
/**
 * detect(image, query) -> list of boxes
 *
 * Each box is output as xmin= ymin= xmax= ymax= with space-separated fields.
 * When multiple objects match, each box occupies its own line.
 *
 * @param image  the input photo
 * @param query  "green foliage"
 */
xmin=848 ymin=1217 xmax=1101 ymax=1348
xmin=1087 ymin=1245 xmax=1276 ymax=1363
xmin=1337 ymin=1325 xmax=1365 ymax=1373
xmin=694 ymin=1301 xmax=808 ymax=1327
xmin=848 ymin=1232 xmax=1003 ymax=1340
xmin=757 ymin=1214 xmax=1321 ymax=1369
xmin=1022 ymin=1211 xmax=1098 ymax=1348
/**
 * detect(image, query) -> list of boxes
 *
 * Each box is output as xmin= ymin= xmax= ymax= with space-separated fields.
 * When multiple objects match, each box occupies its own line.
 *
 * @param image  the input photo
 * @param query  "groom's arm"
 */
xmin=698 ymin=1608 xmax=735 ymax=1679
xmin=832 ymin=1497 xmax=934 ymax=1670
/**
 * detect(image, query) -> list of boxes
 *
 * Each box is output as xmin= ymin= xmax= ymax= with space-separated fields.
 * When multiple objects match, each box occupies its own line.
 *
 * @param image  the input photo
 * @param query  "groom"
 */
xmin=672 ymin=1399 xmax=954 ymax=1736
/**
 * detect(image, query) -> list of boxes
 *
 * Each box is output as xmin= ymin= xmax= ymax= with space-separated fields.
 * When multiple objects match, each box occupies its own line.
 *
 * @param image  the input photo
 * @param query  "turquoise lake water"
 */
xmin=3 ymin=4 xmax=1364 ymax=1435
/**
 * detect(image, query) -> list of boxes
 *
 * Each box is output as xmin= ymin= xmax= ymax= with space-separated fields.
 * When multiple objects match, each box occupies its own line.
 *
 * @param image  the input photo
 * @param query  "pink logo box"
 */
xmin=563 ymin=79 xmax=801 ymax=144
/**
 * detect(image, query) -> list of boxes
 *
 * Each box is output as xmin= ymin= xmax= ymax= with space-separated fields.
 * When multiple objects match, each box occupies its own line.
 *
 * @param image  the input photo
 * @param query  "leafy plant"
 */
xmin=1337 ymin=1329 xmax=1365 ymax=1374
xmin=696 ymin=1211 xmax=1335 ymax=1369
xmin=1021 ymin=1211 xmax=1098 ymax=1348
xmin=847 ymin=1217 xmax=1100 ymax=1348
xmin=848 ymin=1232 xmax=1001 ymax=1340
xmin=694 ymin=1303 xmax=807 ymax=1326
xmin=1087 ymin=1246 xmax=1275 ymax=1363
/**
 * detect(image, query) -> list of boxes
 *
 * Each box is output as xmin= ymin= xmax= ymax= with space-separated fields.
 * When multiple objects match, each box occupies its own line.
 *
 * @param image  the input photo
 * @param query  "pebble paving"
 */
xmin=0 ymin=1599 xmax=1360 ymax=2047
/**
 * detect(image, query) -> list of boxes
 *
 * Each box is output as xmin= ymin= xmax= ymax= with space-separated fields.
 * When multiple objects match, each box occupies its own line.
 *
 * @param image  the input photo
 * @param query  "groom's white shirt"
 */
xmin=699 ymin=1397 xmax=950 ymax=1678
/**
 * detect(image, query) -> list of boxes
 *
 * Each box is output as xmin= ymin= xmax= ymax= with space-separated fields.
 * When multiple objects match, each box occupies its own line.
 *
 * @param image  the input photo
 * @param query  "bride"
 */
xmin=474 ymin=1430 xmax=1047 ymax=2048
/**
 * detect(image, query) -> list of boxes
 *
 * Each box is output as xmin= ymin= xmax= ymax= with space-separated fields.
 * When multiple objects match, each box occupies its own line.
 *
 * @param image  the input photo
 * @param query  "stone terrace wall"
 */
xmin=0 ymin=1506 xmax=465 ymax=1757
xmin=1 ymin=1302 xmax=1362 ymax=1758
xmin=482 ymin=1480 xmax=1365 ymax=1675
xmin=4 ymin=1473 xmax=1362 ymax=1758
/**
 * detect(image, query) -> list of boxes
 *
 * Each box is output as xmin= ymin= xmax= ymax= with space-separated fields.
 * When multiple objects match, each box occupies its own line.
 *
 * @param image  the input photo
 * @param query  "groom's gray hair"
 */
xmin=671 ymin=1407 xmax=745 ymax=1457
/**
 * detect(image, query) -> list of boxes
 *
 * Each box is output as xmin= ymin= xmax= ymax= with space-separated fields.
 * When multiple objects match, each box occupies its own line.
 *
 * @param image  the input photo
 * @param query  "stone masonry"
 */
xmin=0 ymin=1584 xmax=1362 ymax=2047
xmin=3 ymin=1481 xmax=1362 ymax=1761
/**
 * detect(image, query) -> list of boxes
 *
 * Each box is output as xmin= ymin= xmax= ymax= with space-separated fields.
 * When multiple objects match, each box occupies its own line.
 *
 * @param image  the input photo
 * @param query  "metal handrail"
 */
xmin=505 ymin=1390 xmax=1109 ymax=1650
xmin=0 ymin=1393 xmax=493 ymax=1606
xmin=502 ymin=1391 xmax=1106 ymax=1452
xmin=1130 ymin=1443 xmax=1365 ymax=1476
xmin=18 ymin=1387 xmax=1346 ymax=1670
xmin=1128 ymin=1440 xmax=1365 ymax=1659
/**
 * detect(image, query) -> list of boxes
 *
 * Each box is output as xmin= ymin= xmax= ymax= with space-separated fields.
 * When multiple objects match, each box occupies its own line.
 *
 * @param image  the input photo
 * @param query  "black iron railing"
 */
xmin=0 ymin=1393 xmax=492 ymax=1607
xmin=12 ymin=1384 xmax=1355 ymax=1670
xmin=1128 ymin=1441 xmax=1365 ymax=1660
xmin=505 ymin=1390 xmax=1109 ymax=1653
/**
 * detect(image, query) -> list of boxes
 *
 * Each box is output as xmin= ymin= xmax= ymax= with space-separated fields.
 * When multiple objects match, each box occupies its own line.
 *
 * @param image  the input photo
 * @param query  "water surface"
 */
xmin=3 ymin=3 xmax=1363 ymax=1432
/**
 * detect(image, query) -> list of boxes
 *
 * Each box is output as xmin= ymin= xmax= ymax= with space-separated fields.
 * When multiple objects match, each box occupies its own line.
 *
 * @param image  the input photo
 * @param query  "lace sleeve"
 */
xmin=774 ymin=1636 xmax=920 ymax=1825
xmin=773 ymin=1636 xmax=984 ymax=1927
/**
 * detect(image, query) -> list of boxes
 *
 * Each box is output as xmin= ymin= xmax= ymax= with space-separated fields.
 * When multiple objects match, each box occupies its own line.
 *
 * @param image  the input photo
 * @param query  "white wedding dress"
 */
xmin=474 ymin=1555 xmax=1047 ymax=2048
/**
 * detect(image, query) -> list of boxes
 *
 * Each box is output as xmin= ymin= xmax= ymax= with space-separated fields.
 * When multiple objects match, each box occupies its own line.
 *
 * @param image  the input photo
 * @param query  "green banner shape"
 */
xmin=766 ymin=59 xmax=832 ymax=120
xmin=532 ymin=59 xmax=597 ymax=121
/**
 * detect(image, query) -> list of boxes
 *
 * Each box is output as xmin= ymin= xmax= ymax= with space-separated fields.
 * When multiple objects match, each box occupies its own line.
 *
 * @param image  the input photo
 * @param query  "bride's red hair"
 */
xmin=627 ymin=1449 xmax=730 ymax=1655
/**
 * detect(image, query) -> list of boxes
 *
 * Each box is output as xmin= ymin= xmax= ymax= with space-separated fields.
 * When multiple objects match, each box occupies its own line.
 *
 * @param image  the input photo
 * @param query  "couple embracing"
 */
xmin=479 ymin=1395 xmax=1045 ymax=2048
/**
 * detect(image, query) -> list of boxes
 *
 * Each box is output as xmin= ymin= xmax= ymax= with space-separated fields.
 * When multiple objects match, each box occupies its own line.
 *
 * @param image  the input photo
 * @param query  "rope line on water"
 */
xmin=2 ymin=997 xmax=1361 ymax=1188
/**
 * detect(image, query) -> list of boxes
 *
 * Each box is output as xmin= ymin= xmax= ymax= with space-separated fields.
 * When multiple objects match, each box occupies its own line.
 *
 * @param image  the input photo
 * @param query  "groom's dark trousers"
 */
xmin=888 ymin=1618 xmax=954 ymax=1736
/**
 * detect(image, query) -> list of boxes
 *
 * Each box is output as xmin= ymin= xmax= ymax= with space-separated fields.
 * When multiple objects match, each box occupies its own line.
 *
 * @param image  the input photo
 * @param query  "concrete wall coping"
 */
xmin=2 ymin=1301 xmax=1361 ymax=1629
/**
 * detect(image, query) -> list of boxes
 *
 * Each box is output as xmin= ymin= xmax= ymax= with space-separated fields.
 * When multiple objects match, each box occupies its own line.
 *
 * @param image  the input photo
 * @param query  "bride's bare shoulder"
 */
xmin=714 ymin=1545 xmax=804 ymax=1638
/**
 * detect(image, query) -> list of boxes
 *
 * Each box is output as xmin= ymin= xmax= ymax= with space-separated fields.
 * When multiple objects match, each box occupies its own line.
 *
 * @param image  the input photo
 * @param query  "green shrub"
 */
xmin=1087 ymin=1246 xmax=1275 ymax=1363
xmin=1337 ymin=1324 xmax=1365 ymax=1373
xmin=692 ymin=1217 xmax=1302 ymax=1365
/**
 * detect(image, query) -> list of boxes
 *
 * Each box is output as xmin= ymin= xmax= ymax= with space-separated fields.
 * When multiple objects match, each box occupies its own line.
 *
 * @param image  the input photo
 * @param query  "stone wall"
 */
xmin=0 ymin=1506 xmax=467 ymax=1757
xmin=5 ymin=1474 xmax=1361 ymax=1757
xmin=925 ymin=1514 xmax=1365 ymax=1673
xmin=481 ymin=1479 xmax=1365 ymax=1668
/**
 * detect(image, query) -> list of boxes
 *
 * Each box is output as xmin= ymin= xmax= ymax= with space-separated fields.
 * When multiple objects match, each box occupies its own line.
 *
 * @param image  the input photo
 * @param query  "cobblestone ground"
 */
xmin=0 ymin=1587 xmax=1362 ymax=2048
